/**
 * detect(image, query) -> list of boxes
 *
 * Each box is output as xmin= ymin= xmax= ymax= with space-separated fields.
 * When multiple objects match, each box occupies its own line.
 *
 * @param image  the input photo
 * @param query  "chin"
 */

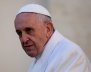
xmin=29 ymin=55 xmax=36 ymax=57
xmin=27 ymin=53 xmax=37 ymax=57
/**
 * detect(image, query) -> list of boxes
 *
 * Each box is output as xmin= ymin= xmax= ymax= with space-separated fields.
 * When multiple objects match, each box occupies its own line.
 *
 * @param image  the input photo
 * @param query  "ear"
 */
xmin=45 ymin=23 xmax=54 ymax=38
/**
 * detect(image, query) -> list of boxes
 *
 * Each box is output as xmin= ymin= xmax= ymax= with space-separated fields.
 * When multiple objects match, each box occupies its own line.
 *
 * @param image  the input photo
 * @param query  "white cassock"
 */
xmin=28 ymin=30 xmax=91 ymax=72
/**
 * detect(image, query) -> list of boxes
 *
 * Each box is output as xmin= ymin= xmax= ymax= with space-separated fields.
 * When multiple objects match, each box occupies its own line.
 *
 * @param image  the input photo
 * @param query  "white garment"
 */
xmin=28 ymin=30 xmax=91 ymax=72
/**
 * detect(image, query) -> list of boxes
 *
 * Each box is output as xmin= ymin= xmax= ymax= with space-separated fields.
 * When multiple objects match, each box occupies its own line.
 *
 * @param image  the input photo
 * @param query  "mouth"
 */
xmin=23 ymin=45 xmax=36 ymax=57
xmin=24 ymin=45 xmax=33 ymax=48
xmin=24 ymin=45 xmax=32 ymax=47
xmin=23 ymin=44 xmax=34 ymax=51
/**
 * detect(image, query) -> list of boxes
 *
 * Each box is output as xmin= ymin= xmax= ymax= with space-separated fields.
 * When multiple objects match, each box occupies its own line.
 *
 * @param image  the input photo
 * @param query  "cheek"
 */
xmin=31 ymin=29 xmax=48 ymax=55
xmin=35 ymin=35 xmax=47 ymax=53
xmin=36 ymin=32 xmax=47 ymax=46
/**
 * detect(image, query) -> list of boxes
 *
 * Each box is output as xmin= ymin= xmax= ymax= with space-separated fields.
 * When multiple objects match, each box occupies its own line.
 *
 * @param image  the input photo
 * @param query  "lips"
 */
xmin=24 ymin=45 xmax=33 ymax=48
xmin=23 ymin=44 xmax=34 ymax=50
xmin=24 ymin=45 xmax=32 ymax=47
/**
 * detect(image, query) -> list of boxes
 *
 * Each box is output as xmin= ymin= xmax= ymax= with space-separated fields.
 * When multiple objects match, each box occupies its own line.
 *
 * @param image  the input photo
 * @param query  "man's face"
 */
xmin=15 ymin=13 xmax=49 ymax=57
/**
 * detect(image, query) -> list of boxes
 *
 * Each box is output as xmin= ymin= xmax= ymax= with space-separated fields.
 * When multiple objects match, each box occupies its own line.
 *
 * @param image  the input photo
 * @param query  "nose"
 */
xmin=20 ymin=32 xmax=29 ymax=43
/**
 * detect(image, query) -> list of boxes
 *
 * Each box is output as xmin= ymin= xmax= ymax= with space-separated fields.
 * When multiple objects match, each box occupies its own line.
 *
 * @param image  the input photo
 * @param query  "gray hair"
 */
xmin=37 ymin=13 xmax=55 ymax=31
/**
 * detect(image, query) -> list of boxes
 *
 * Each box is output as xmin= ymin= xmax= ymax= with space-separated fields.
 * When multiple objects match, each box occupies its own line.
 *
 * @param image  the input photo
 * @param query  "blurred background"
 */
xmin=0 ymin=0 xmax=91 ymax=72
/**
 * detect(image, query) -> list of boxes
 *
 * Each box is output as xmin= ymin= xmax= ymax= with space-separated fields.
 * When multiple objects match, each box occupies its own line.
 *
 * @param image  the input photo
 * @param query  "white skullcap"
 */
xmin=17 ymin=4 xmax=51 ymax=17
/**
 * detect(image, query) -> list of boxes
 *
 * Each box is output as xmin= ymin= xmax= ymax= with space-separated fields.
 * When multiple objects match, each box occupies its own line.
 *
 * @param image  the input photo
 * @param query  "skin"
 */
xmin=14 ymin=12 xmax=54 ymax=57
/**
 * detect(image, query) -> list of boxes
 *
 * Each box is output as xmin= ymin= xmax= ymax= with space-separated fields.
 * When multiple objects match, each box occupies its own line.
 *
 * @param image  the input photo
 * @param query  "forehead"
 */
xmin=15 ymin=13 xmax=43 ymax=30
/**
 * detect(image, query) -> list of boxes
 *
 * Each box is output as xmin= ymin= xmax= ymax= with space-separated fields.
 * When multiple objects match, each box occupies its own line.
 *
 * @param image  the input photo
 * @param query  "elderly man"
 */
xmin=14 ymin=4 xmax=91 ymax=72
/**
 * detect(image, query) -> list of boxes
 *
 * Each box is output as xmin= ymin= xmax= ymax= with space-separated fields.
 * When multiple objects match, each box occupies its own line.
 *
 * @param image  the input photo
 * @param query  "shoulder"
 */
xmin=46 ymin=37 xmax=90 ymax=72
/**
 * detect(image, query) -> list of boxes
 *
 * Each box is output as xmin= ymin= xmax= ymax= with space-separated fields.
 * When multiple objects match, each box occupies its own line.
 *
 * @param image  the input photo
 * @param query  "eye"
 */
xmin=16 ymin=30 xmax=22 ymax=37
xmin=25 ymin=28 xmax=34 ymax=35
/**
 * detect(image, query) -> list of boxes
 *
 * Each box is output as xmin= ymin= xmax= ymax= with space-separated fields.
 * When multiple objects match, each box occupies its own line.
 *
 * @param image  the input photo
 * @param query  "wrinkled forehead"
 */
xmin=15 ymin=12 xmax=39 ymax=21
xmin=14 ymin=12 xmax=44 ymax=30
